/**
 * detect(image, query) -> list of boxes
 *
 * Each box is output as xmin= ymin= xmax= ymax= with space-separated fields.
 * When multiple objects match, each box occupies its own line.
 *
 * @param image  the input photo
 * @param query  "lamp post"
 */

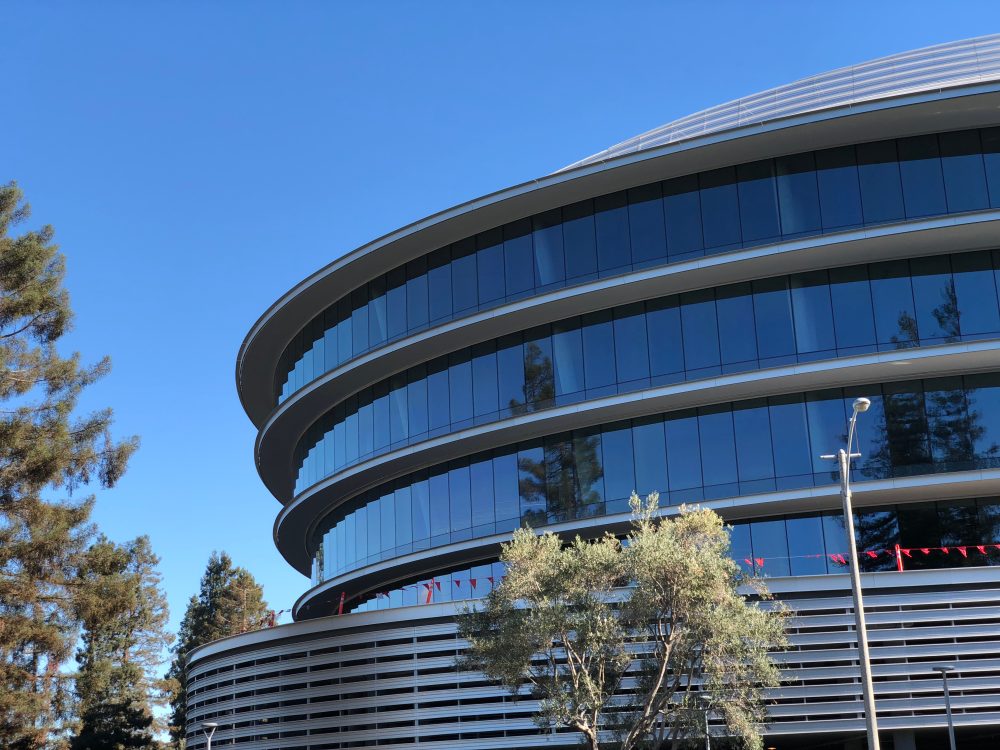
xmin=932 ymin=665 xmax=958 ymax=750
xmin=821 ymin=397 xmax=880 ymax=750
xmin=201 ymin=722 xmax=218 ymax=750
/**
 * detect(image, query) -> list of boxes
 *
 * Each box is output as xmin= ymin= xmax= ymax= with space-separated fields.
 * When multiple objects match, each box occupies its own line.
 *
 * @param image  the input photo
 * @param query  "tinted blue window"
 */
xmin=368 ymin=276 xmax=387 ymax=346
xmin=664 ymin=410 xmax=701 ymax=493
xmin=429 ymin=469 xmax=450 ymax=538
xmin=581 ymin=310 xmax=616 ymax=391
xmin=493 ymin=450 xmax=520 ymax=522
xmin=388 ymin=374 xmax=408 ymax=445
xmin=883 ymin=380 xmax=931 ymax=473
xmin=451 ymin=239 xmax=478 ymax=313
xmin=497 ymin=334 xmax=525 ymax=418
xmin=337 ymin=299 xmax=352 ymax=366
xmin=847 ymin=389 xmax=886 ymax=481
xmin=733 ymin=400 xmax=774 ymax=483
xmin=699 ymin=167 xmax=741 ymax=251
xmin=940 ymin=130 xmax=989 ymax=213
xmin=853 ymin=507 xmax=898 ymax=572
xmin=426 ymin=361 xmax=449 ymax=432
xmin=380 ymin=492 xmax=395 ymax=553
xmin=633 ymin=417 xmax=668 ymax=497
xmin=790 ymin=270 xmax=834 ymax=355
xmin=952 ymin=251 xmax=1000 ymax=335
xmin=647 ymin=297 xmax=685 ymax=380
xmin=716 ymin=283 xmax=757 ymax=369
xmin=427 ymin=248 xmax=452 ymax=322
xmin=351 ymin=288 xmax=369 ymax=355
xmin=476 ymin=229 xmax=505 ymax=305
xmin=750 ymin=519 xmax=789 ymax=577
xmin=857 ymin=140 xmax=904 ymax=224
xmin=594 ymin=192 xmax=631 ymax=273
xmin=523 ymin=326 xmax=554 ymax=410
xmin=395 ymin=485 xmax=412 ymax=547
xmin=768 ymin=394 xmax=813 ymax=486
xmin=869 ymin=260 xmax=918 ymax=348
xmin=407 ymin=366 xmax=428 ymax=439
xmin=737 ymin=160 xmax=780 ymax=244
xmin=982 ymin=127 xmax=1000 ymax=208
xmin=504 ymin=219 xmax=534 ymax=298
xmin=613 ymin=304 xmax=650 ymax=385
xmin=386 ymin=267 xmax=407 ymax=340
xmin=406 ymin=256 xmax=429 ymax=331
xmin=816 ymin=146 xmax=863 ymax=230
xmin=662 ymin=174 xmax=703 ymax=259
xmin=411 ymin=475 xmax=430 ymax=542
xmin=729 ymin=523 xmax=753 ymax=575
xmin=752 ymin=277 xmax=796 ymax=362
xmin=898 ymin=135 xmax=947 ymax=218
xmin=355 ymin=505 xmax=367 ymax=562
xmin=910 ymin=255 xmax=958 ymax=342
xmin=470 ymin=456 xmax=494 ymax=528
xmin=680 ymin=288 xmax=720 ymax=372
xmin=358 ymin=391 xmax=374 ymax=457
xmin=366 ymin=498 xmax=380 ymax=560
xmin=776 ymin=152 xmax=821 ymax=237
xmin=627 ymin=183 xmax=667 ymax=265
xmin=574 ymin=427 xmax=604 ymax=510
xmin=323 ymin=308 xmax=339 ymax=371
xmin=552 ymin=320 xmax=585 ymax=400
xmin=471 ymin=341 xmax=499 ymax=419
xmin=698 ymin=405 xmax=738 ymax=493
xmin=518 ymin=442 xmax=546 ymax=524
xmin=786 ymin=515 xmax=827 ymax=575
xmin=344 ymin=395 xmax=359 ymax=463
xmin=805 ymin=390 xmax=847 ymax=474
xmin=545 ymin=437 xmax=575 ymax=520
xmin=533 ymin=209 xmax=565 ymax=287
xmin=601 ymin=422 xmax=635 ymax=508
xmin=562 ymin=200 xmax=598 ymax=280
xmin=965 ymin=372 xmax=1000 ymax=462
xmin=828 ymin=265 xmax=876 ymax=351
xmin=448 ymin=350 xmax=473 ymax=426
xmin=924 ymin=376 xmax=973 ymax=468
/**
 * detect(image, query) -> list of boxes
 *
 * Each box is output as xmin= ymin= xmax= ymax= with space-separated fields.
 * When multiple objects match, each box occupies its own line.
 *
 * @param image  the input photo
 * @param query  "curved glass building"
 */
xmin=189 ymin=35 xmax=1000 ymax=749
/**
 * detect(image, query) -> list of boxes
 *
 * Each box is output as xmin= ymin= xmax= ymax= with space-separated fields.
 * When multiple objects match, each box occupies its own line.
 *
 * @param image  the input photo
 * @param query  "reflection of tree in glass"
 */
xmin=852 ymin=508 xmax=899 ymax=573
xmin=509 ymin=342 xmax=554 ymax=415
xmin=889 ymin=310 xmax=919 ymax=349
xmin=925 ymin=383 xmax=978 ymax=470
xmin=932 ymin=278 xmax=961 ymax=343
xmin=867 ymin=387 xmax=930 ymax=478
xmin=517 ymin=433 xmax=605 ymax=526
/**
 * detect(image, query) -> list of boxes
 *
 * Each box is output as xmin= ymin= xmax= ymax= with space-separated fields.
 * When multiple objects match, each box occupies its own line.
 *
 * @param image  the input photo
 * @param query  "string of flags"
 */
xmin=740 ymin=542 xmax=1000 ymax=574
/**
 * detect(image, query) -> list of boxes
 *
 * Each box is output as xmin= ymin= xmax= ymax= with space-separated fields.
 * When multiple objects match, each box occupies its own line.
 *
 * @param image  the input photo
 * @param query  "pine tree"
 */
xmin=71 ymin=536 xmax=171 ymax=750
xmin=0 ymin=183 xmax=138 ymax=749
xmin=166 ymin=553 xmax=267 ymax=746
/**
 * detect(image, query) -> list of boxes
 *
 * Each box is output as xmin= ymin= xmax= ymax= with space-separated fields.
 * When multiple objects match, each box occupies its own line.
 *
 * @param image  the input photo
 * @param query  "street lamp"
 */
xmin=201 ymin=722 xmax=218 ymax=750
xmin=932 ymin=665 xmax=957 ymax=750
xmin=821 ymin=396 xmax=880 ymax=750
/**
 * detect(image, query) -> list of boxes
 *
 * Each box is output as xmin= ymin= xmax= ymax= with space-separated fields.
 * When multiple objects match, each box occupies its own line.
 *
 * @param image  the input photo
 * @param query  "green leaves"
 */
xmin=457 ymin=493 xmax=788 ymax=750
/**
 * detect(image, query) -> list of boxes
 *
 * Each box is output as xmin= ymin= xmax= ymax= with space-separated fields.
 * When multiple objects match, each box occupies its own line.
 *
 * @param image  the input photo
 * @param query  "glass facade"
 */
xmin=292 ymin=250 xmax=1000 ymax=495
xmin=309 ymin=373 xmax=1000 ymax=583
xmin=276 ymin=127 xmax=1000 ymax=407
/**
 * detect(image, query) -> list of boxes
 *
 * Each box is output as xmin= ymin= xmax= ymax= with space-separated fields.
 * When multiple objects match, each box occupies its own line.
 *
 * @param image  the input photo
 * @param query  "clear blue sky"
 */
xmin=3 ymin=2 xmax=999 ymax=635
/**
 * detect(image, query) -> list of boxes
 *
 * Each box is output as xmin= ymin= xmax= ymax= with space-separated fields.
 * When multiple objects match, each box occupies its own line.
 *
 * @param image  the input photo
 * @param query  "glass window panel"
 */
xmin=680 ymin=288 xmax=720 ymax=372
xmin=698 ymin=405 xmax=738 ymax=489
xmin=426 ymin=360 xmax=450 ymax=432
xmin=497 ymin=333 xmax=526 ymax=418
xmin=627 ymin=183 xmax=667 ymax=264
xmin=857 ymin=139 xmax=904 ymax=224
xmin=981 ymin=127 xmax=1000 ymax=208
xmin=964 ymin=373 xmax=1000 ymax=464
xmin=323 ymin=308 xmax=339 ymax=372
xmin=601 ymin=422 xmax=636 ymax=506
xmin=517 ymin=442 xmax=546 ymax=526
xmin=699 ymin=166 xmax=741 ymax=251
xmin=428 ymin=469 xmax=450 ymax=538
xmin=337 ymin=298 xmax=353 ymax=366
xmin=613 ymin=304 xmax=650 ymax=384
xmin=358 ymin=390 xmax=374 ymax=457
xmin=406 ymin=256 xmax=429 ymax=331
xmin=952 ymin=251 xmax=1000 ymax=335
xmin=476 ymin=228 xmax=505 ymax=305
xmin=816 ymin=145 xmax=863 ymax=230
xmin=472 ymin=341 xmax=499 ymax=419
xmin=581 ymin=310 xmax=617 ymax=390
xmin=504 ymin=219 xmax=534 ymax=297
xmin=805 ymin=389 xmax=847 ymax=474
xmin=493 ymin=450 xmax=520 ymax=522
xmin=897 ymin=134 xmax=947 ymax=218
xmin=355 ymin=505 xmax=367 ymax=563
xmin=737 ymin=159 xmax=780 ymax=244
xmin=732 ymin=400 xmax=774 ymax=483
xmin=646 ymin=297 xmax=685 ymax=379
xmin=522 ymin=326 xmax=555 ymax=410
xmin=828 ymin=265 xmax=876 ymax=350
xmin=940 ymin=129 xmax=989 ymax=212
xmin=662 ymin=174 xmax=703 ymax=259
xmin=896 ymin=504 xmax=942 ymax=569
xmin=451 ymin=239 xmax=478 ymax=314
xmin=790 ymin=270 xmax=835 ymax=355
xmin=470 ymin=455 xmax=494 ymax=528
xmin=768 ymin=394 xmax=813 ymax=482
xmin=407 ymin=366 xmax=428 ymax=439
xmin=448 ymin=350 xmax=474 ymax=426
xmin=552 ymin=320 xmax=585 ymax=400
xmin=846 ymin=389 xmax=887 ymax=482
xmin=716 ymin=283 xmax=757 ymax=367
xmin=594 ymin=192 xmax=631 ymax=273
xmin=938 ymin=498 xmax=979 ymax=547
xmin=776 ymin=151 xmax=821 ymax=237
xmin=910 ymin=255 xmax=959 ymax=342
xmin=664 ymin=410 xmax=701 ymax=491
xmin=367 ymin=497 xmax=380 ymax=559
xmin=386 ymin=267 xmax=407 ymax=340
xmin=854 ymin=507 xmax=899 ymax=571
xmin=869 ymin=260 xmax=919 ymax=348
xmin=532 ymin=209 xmax=565 ymax=287
xmin=395 ymin=485 xmax=412 ymax=547
xmin=821 ymin=511 xmax=849 ymax=571
xmin=574 ymin=427 xmax=604 ymax=511
xmin=388 ymin=373 xmax=408 ymax=445
xmin=427 ymin=247 xmax=453 ymax=323
xmin=750 ymin=519 xmax=790 ymax=577
xmin=545 ymin=437 xmax=576 ymax=522
xmin=633 ymin=416 xmax=668 ymax=498
xmin=333 ymin=411 xmax=346 ymax=469
xmin=380 ymin=492 xmax=395 ymax=553
xmin=344 ymin=395 xmax=359 ymax=464
xmin=883 ymin=380 xmax=931 ymax=474
xmin=412 ymin=475 xmax=430 ymax=542
xmin=977 ymin=497 xmax=1000 ymax=544
xmin=562 ymin=200 xmax=598 ymax=280
xmin=751 ymin=277 xmax=796 ymax=361
xmin=924 ymin=376 xmax=974 ymax=469
xmin=729 ymin=522 xmax=753 ymax=575
xmin=351 ymin=287 xmax=369 ymax=355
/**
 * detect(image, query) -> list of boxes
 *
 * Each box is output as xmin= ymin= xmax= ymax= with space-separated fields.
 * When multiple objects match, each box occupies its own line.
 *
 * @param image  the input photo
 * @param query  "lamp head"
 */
xmin=931 ymin=665 xmax=956 ymax=674
xmin=852 ymin=397 xmax=871 ymax=414
xmin=202 ymin=722 xmax=219 ymax=731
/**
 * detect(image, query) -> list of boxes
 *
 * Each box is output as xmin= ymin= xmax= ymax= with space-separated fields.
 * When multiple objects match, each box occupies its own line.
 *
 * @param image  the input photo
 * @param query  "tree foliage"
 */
xmin=71 ymin=535 xmax=171 ymax=750
xmin=458 ymin=494 xmax=788 ymax=750
xmin=0 ymin=183 xmax=138 ymax=749
xmin=167 ymin=552 xmax=268 ymax=745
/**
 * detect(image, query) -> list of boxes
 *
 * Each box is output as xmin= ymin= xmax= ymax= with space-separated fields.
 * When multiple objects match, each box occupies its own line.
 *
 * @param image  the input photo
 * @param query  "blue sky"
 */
xmin=3 ymin=2 xmax=999 ymax=637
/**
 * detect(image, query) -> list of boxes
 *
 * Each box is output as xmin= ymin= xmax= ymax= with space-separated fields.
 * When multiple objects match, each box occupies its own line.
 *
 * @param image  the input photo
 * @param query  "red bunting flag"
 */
xmin=941 ymin=547 xmax=950 ymax=554
xmin=454 ymin=580 xmax=461 ymax=588
xmin=901 ymin=548 xmax=913 ymax=558
xmin=470 ymin=578 xmax=477 ymax=589
xmin=487 ymin=576 xmax=494 ymax=585
xmin=865 ymin=551 xmax=878 ymax=558
xmin=744 ymin=558 xmax=753 ymax=567
xmin=435 ymin=580 xmax=442 ymax=591
xmin=920 ymin=548 xmax=930 ymax=555
xmin=755 ymin=558 xmax=764 ymax=568
xmin=977 ymin=545 xmax=987 ymax=555
xmin=958 ymin=546 xmax=968 ymax=558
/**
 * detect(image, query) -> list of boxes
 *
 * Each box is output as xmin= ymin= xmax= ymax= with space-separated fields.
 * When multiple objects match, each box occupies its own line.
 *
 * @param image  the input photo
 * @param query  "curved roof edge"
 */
xmin=561 ymin=33 xmax=1000 ymax=171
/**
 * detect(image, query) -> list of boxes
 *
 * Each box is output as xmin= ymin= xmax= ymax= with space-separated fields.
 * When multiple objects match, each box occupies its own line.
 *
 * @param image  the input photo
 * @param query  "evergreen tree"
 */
xmin=71 ymin=536 xmax=171 ymax=750
xmin=0 ymin=183 xmax=138 ymax=749
xmin=166 ymin=553 xmax=267 ymax=746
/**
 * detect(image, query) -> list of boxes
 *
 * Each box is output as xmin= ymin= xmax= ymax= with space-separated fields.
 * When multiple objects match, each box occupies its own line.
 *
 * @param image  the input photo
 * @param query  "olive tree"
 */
xmin=458 ymin=493 xmax=788 ymax=750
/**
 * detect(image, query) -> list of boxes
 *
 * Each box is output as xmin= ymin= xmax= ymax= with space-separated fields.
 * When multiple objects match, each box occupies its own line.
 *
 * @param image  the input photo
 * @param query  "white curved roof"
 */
xmin=562 ymin=33 xmax=1000 ymax=171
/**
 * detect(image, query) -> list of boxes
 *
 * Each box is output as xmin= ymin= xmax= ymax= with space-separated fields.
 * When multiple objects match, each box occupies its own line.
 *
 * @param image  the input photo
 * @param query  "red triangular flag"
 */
xmin=487 ymin=576 xmax=494 ymax=585
xmin=901 ymin=548 xmax=912 ymax=557
xmin=755 ymin=558 xmax=764 ymax=568
xmin=744 ymin=558 xmax=753 ymax=566
xmin=866 ymin=551 xmax=878 ymax=558
xmin=941 ymin=547 xmax=950 ymax=554
xmin=470 ymin=578 xmax=477 ymax=589
xmin=977 ymin=545 xmax=987 ymax=555
xmin=958 ymin=546 xmax=968 ymax=557
xmin=435 ymin=580 xmax=442 ymax=591
xmin=920 ymin=548 xmax=930 ymax=555
xmin=454 ymin=579 xmax=461 ymax=587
